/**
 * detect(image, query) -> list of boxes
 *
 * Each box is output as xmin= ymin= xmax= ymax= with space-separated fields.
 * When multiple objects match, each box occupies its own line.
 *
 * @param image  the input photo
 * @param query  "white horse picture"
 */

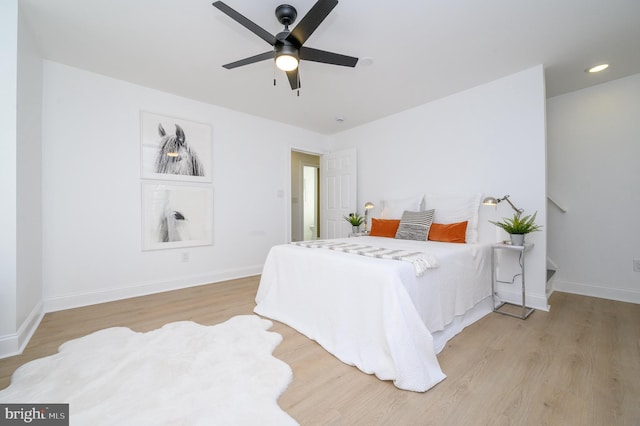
xmin=155 ymin=123 xmax=205 ymax=177
xmin=140 ymin=112 xmax=212 ymax=182
xmin=142 ymin=184 xmax=212 ymax=250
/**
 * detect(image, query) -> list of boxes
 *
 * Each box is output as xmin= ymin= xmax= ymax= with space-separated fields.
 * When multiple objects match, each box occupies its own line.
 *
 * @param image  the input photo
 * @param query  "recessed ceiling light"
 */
xmin=586 ymin=64 xmax=609 ymax=73
xmin=335 ymin=115 xmax=345 ymax=122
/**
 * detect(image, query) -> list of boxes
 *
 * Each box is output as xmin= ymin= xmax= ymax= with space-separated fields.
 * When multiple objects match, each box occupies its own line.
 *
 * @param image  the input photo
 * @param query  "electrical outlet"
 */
xmin=182 ymin=252 xmax=189 ymax=263
xmin=634 ymin=259 xmax=640 ymax=272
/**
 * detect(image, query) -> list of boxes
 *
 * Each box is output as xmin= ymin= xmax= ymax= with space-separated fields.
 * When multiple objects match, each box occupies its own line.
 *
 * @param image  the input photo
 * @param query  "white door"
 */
xmin=320 ymin=148 xmax=357 ymax=239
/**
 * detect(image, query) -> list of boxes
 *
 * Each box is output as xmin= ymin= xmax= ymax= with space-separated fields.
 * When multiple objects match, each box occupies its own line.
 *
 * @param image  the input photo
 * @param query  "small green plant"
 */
xmin=343 ymin=212 xmax=364 ymax=226
xmin=489 ymin=212 xmax=542 ymax=235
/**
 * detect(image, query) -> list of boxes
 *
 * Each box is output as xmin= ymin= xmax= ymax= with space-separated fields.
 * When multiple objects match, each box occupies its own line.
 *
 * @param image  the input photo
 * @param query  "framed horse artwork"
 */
xmin=141 ymin=183 xmax=213 ymax=251
xmin=140 ymin=112 xmax=212 ymax=183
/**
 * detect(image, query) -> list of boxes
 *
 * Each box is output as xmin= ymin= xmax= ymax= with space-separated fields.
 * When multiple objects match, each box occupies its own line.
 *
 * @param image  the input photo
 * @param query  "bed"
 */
xmin=254 ymin=234 xmax=493 ymax=392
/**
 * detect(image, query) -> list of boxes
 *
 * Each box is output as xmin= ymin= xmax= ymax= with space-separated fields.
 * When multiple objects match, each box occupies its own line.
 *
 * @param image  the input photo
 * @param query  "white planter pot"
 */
xmin=510 ymin=234 xmax=525 ymax=246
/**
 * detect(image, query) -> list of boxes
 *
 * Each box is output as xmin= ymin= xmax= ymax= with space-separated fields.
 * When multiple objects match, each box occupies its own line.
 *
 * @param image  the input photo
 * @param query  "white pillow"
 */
xmin=380 ymin=194 xmax=424 ymax=219
xmin=424 ymin=193 xmax=482 ymax=243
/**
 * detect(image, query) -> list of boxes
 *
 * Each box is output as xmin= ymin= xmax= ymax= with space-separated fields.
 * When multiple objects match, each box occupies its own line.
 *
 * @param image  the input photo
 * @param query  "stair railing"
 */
xmin=546 ymin=195 xmax=567 ymax=213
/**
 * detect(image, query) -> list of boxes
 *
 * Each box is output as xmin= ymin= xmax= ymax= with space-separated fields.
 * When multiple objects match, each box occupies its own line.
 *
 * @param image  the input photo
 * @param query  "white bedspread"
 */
xmin=254 ymin=236 xmax=491 ymax=392
xmin=291 ymin=239 xmax=439 ymax=276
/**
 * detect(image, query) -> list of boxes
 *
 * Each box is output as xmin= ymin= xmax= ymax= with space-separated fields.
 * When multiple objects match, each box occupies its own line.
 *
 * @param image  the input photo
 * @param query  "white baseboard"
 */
xmin=44 ymin=265 xmax=263 ymax=313
xmin=0 ymin=301 xmax=45 ymax=360
xmin=553 ymin=280 xmax=640 ymax=304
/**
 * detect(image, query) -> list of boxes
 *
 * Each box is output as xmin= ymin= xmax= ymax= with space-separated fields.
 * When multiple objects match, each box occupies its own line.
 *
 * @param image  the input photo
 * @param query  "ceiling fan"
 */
xmin=212 ymin=0 xmax=358 ymax=91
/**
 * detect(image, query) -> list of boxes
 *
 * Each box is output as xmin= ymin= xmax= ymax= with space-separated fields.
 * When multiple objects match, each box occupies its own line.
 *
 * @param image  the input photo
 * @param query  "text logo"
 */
xmin=1 ymin=404 xmax=68 ymax=425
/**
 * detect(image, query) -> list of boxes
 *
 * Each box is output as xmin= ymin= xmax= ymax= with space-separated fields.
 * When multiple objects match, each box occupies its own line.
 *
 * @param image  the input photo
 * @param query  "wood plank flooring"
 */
xmin=1 ymin=276 xmax=639 ymax=425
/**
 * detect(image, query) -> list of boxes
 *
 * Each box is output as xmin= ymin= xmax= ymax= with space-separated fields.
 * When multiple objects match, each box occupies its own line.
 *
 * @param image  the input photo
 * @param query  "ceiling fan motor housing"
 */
xmin=275 ymin=4 xmax=297 ymax=27
xmin=275 ymin=25 xmax=298 ymax=71
xmin=275 ymin=40 xmax=298 ymax=57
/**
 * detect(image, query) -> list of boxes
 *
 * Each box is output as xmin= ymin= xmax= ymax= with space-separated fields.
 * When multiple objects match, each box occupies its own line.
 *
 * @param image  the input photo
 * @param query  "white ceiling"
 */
xmin=19 ymin=0 xmax=640 ymax=134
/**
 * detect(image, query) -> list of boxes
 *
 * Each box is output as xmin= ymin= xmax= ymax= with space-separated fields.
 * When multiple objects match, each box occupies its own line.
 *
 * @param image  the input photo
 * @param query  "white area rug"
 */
xmin=0 ymin=315 xmax=297 ymax=425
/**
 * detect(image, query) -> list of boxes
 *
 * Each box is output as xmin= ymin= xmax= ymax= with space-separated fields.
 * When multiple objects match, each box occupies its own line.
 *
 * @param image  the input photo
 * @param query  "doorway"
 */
xmin=291 ymin=151 xmax=321 ymax=241
xmin=303 ymin=165 xmax=320 ymax=240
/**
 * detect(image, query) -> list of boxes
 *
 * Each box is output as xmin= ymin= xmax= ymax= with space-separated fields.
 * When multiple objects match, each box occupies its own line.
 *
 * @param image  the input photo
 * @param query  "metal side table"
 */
xmin=491 ymin=243 xmax=535 ymax=319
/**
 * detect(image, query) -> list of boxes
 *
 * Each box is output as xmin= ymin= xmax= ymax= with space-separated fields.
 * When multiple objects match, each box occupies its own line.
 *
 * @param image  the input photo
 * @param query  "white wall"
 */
xmin=0 ymin=0 xmax=19 ymax=341
xmin=16 ymin=5 xmax=44 ymax=344
xmin=547 ymin=73 xmax=640 ymax=303
xmin=330 ymin=66 xmax=549 ymax=310
xmin=0 ymin=1 xmax=44 ymax=358
xmin=41 ymin=61 xmax=326 ymax=311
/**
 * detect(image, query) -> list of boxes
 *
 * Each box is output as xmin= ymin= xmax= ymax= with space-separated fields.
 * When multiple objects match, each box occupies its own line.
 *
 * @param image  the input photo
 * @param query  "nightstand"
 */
xmin=491 ymin=243 xmax=534 ymax=319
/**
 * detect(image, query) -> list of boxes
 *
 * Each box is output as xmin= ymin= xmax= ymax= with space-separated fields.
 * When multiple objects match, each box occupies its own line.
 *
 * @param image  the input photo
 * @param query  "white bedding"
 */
xmin=254 ymin=236 xmax=492 ymax=392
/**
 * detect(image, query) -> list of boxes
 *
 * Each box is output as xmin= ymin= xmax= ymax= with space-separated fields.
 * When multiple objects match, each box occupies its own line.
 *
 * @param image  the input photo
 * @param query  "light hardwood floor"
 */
xmin=1 ymin=276 xmax=639 ymax=425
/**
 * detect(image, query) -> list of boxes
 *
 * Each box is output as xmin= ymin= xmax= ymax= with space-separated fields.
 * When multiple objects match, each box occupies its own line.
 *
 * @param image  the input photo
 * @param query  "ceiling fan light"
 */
xmin=275 ymin=44 xmax=299 ymax=71
xmin=276 ymin=54 xmax=299 ymax=71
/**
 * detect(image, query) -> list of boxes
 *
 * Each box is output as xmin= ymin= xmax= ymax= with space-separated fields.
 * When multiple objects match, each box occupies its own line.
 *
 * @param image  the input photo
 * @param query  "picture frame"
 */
xmin=141 ymin=182 xmax=213 ymax=251
xmin=140 ymin=111 xmax=212 ymax=182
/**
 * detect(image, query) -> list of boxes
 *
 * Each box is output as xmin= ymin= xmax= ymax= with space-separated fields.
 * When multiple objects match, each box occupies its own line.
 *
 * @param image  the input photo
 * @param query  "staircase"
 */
xmin=546 ymin=259 xmax=557 ymax=299
xmin=547 ymin=268 xmax=556 ymax=282
xmin=545 ymin=194 xmax=565 ymax=300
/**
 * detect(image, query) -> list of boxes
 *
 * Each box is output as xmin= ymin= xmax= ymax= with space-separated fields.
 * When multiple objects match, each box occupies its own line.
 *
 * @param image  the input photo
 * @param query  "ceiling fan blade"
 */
xmin=286 ymin=69 xmax=300 ymax=90
xmin=222 ymin=51 xmax=273 ymax=69
xmin=299 ymin=47 xmax=358 ymax=67
xmin=212 ymin=1 xmax=276 ymax=46
xmin=287 ymin=0 xmax=338 ymax=47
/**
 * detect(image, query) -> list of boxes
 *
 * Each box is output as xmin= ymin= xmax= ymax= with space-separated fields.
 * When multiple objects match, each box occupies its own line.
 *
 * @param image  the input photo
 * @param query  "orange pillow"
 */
xmin=369 ymin=218 xmax=401 ymax=238
xmin=428 ymin=221 xmax=468 ymax=243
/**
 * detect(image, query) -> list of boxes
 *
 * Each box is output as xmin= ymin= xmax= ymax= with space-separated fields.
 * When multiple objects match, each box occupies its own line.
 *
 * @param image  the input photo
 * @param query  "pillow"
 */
xmin=369 ymin=218 xmax=401 ymax=238
xmin=380 ymin=194 xmax=424 ymax=219
xmin=428 ymin=221 xmax=468 ymax=243
xmin=395 ymin=209 xmax=435 ymax=241
xmin=424 ymin=193 xmax=481 ymax=243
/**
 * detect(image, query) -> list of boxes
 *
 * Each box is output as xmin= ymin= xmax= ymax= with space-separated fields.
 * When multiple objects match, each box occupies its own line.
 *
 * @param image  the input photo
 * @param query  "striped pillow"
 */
xmin=395 ymin=209 xmax=435 ymax=241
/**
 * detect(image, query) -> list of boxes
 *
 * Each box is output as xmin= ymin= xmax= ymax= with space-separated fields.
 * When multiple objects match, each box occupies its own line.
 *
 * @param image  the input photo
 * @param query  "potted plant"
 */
xmin=343 ymin=212 xmax=364 ymax=233
xmin=489 ymin=212 xmax=542 ymax=246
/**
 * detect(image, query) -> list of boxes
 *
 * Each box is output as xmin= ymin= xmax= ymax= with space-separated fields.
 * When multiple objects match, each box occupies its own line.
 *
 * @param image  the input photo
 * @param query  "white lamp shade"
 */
xmin=276 ymin=54 xmax=298 ymax=71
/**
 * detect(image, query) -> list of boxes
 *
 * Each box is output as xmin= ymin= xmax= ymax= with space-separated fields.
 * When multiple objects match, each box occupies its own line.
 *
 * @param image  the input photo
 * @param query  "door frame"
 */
xmin=288 ymin=147 xmax=323 ymax=243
